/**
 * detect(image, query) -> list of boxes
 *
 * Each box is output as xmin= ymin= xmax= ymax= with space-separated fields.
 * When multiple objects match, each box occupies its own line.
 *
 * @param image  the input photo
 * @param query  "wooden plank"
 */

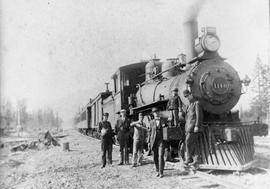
xmin=249 ymin=127 xmax=255 ymax=155
xmin=237 ymin=142 xmax=246 ymax=163
xmin=198 ymin=132 xmax=207 ymax=164
xmin=229 ymin=143 xmax=241 ymax=166
xmin=219 ymin=143 xmax=232 ymax=166
xmin=238 ymin=128 xmax=248 ymax=163
xmin=201 ymin=130 xmax=209 ymax=164
xmin=247 ymin=127 xmax=255 ymax=159
xmin=217 ymin=144 xmax=229 ymax=166
xmin=202 ymin=128 xmax=214 ymax=165
xmin=242 ymin=128 xmax=252 ymax=161
xmin=209 ymin=131 xmax=219 ymax=165
xmin=233 ymin=143 xmax=244 ymax=165
xmin=231 ymin=143 xmax=243 ymax=165
xmin=214 ymin=146 xmax=225 ymax=166
xmin=225 ymin=144 xmax=238 ymax=166
xmin=242 ymin=128 xmax=251 ymax=161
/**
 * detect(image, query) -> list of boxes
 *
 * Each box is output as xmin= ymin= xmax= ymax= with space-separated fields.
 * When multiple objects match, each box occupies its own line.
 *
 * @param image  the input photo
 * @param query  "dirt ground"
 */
xmin=0 ymin=130 xmax=270 ymax=189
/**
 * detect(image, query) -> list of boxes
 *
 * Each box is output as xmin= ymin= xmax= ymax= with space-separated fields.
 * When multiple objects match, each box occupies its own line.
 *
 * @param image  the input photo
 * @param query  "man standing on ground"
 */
xmin=183 ymin=89 xmax=203 ymax=166
xmin=115 ymin=109 xmax=131 ymax=165
xmin=130 ymin=113 xmax=147 ymax=167
xmin=98 ymin=112 xmax=113 ymax=168
xmin=150 ymin=107 xmax=167 ymax=178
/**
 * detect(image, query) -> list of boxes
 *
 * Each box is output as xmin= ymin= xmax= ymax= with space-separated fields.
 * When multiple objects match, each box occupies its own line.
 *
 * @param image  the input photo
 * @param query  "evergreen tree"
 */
xmin=250 ymin=56 xmax=270 ymax=119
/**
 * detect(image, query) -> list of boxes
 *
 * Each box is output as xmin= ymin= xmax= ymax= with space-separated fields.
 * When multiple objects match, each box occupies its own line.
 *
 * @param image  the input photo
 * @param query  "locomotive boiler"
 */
xmin=136 ymin=51 xmax=242 ymax=116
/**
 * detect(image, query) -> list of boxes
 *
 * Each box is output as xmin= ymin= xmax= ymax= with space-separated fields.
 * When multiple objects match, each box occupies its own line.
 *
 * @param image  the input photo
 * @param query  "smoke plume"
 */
xmin=183 ymin=0 xmax=206 ymax=22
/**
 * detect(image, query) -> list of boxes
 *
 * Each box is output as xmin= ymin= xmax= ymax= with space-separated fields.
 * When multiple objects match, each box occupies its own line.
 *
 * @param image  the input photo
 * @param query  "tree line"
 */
xmin=0 ymin=99 xmax=62 ymax=134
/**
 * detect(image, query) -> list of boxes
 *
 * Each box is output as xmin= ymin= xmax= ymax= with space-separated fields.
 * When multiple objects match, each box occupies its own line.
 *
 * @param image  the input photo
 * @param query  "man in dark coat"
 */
xmin=115 ymin=109 xmax=131 ymax=165
xmin=98 ymin=112 xmax=114 ymax=168
xmin=150 ymin=107 xmax=167 ymax=178
xmin=183 ymin=89 xmax=203 ymax=166
xmin=167 ymin=88 xmax=183 ymax=127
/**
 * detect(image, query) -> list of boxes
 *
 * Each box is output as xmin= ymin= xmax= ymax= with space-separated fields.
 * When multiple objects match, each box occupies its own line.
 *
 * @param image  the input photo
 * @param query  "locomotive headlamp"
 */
xmin=195 ymin=27 xmax=221 ymax=53
xmin=203 ymin=35 xmax=220 ymax=52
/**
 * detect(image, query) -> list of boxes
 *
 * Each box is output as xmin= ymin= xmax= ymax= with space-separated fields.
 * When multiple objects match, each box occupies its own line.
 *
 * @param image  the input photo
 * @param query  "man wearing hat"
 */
xmin=183 ymin=89 xmax=203 ymax=166
xmin=167 ymin=88 xmax=184 ymax=127
xmin=149 ymin=107 xmax=167 ymax=178
xmin=130 ymin=113 xmax=147 ymax=167
xmin=98 ymin=112 xmax=114 ymax=168
xmin=115 ymin=109 xmax=131 ymax=165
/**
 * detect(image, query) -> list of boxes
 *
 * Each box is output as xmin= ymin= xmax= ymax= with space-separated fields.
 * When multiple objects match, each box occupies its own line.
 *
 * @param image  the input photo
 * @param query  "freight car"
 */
xmin=76 ymin=21 xmax=268 ymax=171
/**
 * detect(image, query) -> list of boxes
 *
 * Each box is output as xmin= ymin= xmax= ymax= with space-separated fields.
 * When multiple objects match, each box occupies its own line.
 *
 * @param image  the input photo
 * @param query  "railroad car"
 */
xmin=75 ymin=62 xmax=147 ymax=137
xmin=76 ymin=20 xmax=268 ymax=171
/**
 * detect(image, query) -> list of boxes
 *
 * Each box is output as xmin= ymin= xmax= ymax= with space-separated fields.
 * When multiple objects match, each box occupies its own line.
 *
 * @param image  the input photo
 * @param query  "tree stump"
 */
xmin=63 ymin=142 xmax=70 ymax=151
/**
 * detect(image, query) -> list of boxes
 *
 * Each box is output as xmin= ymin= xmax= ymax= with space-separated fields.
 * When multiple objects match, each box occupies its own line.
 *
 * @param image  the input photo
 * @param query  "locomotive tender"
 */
xmin=76 ymin=19 xmax=268 ymax=171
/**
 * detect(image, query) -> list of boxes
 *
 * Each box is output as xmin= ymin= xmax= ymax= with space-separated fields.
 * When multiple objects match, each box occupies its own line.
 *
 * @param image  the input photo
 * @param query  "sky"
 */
xmin=1 ymin=0 xmax=269 ymax=125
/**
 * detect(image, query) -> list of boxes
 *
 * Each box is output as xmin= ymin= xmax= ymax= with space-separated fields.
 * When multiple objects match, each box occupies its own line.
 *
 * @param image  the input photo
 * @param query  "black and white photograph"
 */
xmin=0 ymin=0 xmax=269 ymax=188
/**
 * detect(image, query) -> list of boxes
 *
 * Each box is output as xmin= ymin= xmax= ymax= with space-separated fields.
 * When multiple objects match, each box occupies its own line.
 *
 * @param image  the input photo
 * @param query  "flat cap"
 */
xmin=172 ymin=88 xmax=178 ymax=92
xmin=120 ymin=109 xmax=126 ymax=113
xmin=183 ymin=89 xmax=191 ymax=97
xmin=103 ymin=112 xmax=109 ymax=116
xmin=152 ymin=107 xmax=160 ymax=112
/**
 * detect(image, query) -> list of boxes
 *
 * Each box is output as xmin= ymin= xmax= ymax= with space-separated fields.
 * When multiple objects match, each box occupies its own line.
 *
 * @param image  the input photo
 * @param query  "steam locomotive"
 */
xmin=75 ymin=20 xmax=268 ymax=171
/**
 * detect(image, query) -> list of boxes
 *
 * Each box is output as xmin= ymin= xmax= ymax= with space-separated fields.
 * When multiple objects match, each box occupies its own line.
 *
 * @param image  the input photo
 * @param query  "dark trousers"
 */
xmin=119 ymin=142 xmax=129 ymax=164
xmin=118 ymin=133 xmax=129 ymax=164
xmin=185 ymin=132 xmax=199 ymax=163
xmin=101 ymin=140 xmax=112 ymax=167
xmin=178 ymin=124 xmax=186 ymax=162
xmin=153 ymin=140 xmax=165 ymax=175
xmin=170 ymin=109 xmax=179 ymax=126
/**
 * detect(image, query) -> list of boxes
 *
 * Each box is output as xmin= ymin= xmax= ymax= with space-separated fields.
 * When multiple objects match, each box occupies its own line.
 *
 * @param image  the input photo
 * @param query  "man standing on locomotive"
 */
xmin=167 ymin=88 xmax=184 ymax=127
xmin=98 ymin=112 xmax=114 ymax=168
xmin=115 ymin=109 xmax=131 ymax=165
xmin=130 ymin=113 xmax=147 ymax=167
xmin=150 ymin=107 xmax=167 ymax=178
xmin=183 ymin=89 xmax=203 ymax=167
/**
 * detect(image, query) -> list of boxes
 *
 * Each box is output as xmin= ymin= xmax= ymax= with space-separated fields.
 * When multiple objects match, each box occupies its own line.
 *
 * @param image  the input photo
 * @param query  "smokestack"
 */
xmin=183 ymin=0 xmax=205 ymax=62
xmin=183 ymin=20 xmax=198 ymax=62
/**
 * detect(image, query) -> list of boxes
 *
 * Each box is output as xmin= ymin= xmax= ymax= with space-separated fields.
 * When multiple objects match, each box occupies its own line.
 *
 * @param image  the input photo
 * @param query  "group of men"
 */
xmin=98 ymin=88 xmax=202 ymax=178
